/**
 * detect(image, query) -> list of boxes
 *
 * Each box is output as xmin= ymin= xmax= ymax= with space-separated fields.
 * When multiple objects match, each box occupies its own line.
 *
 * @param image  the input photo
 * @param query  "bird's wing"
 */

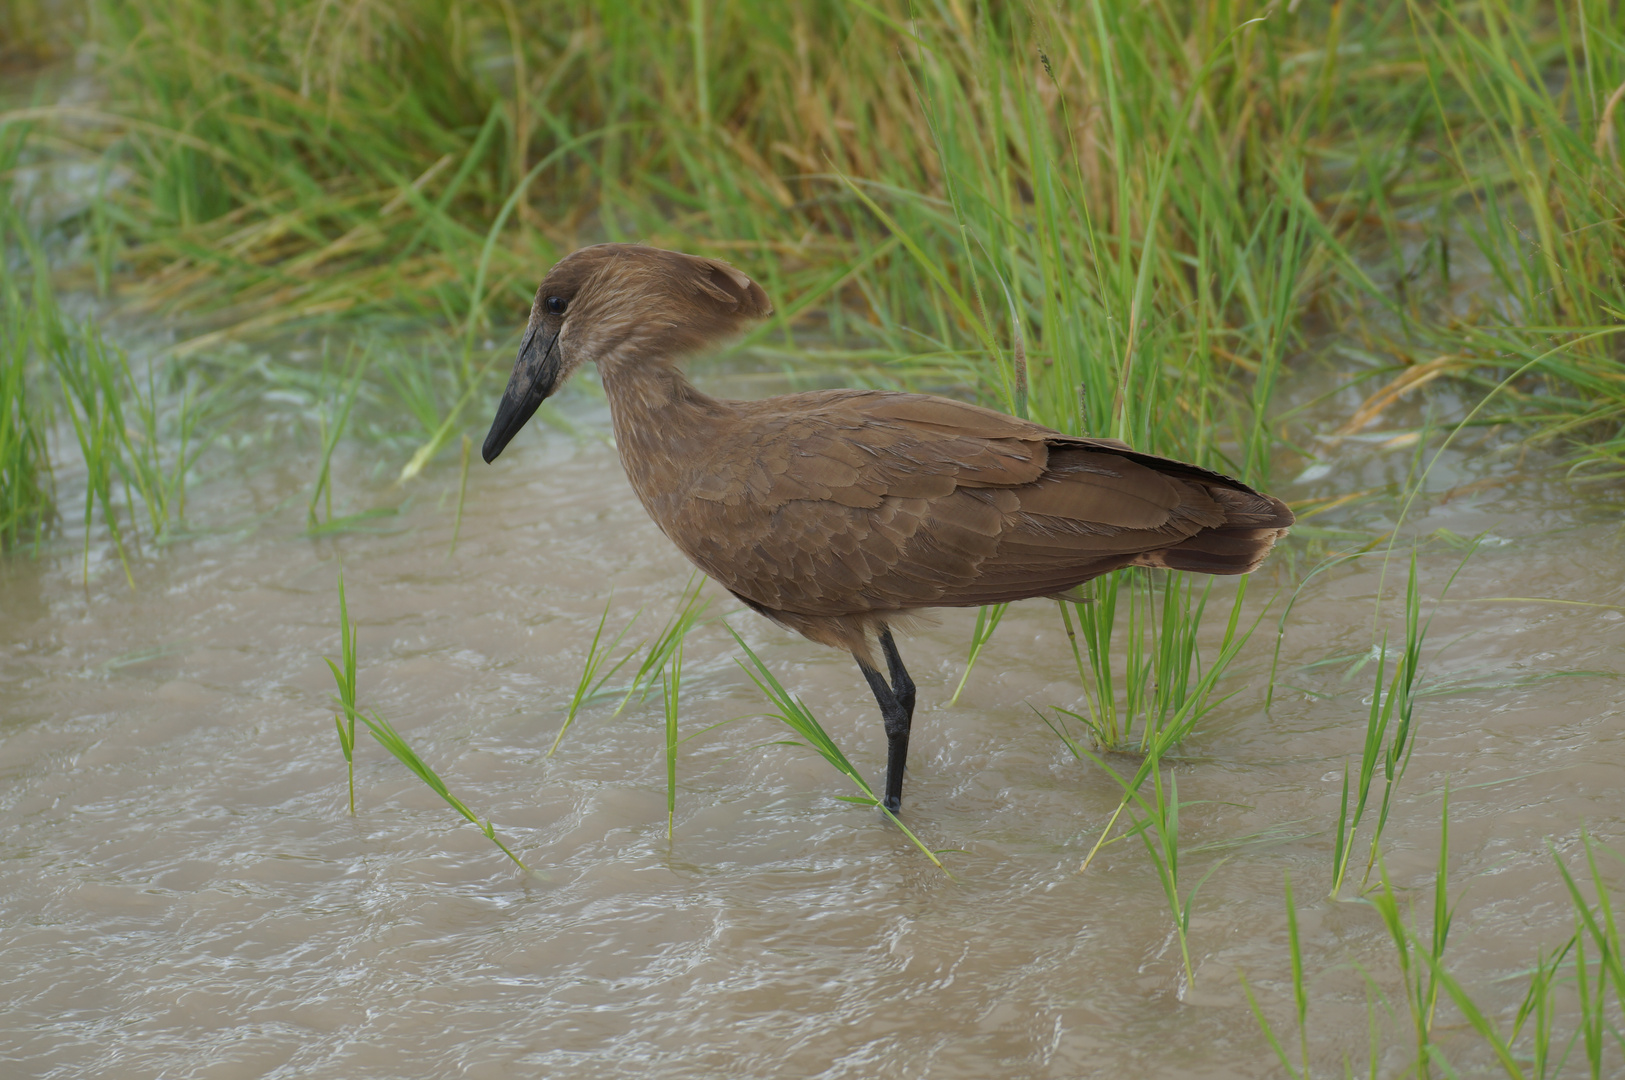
xmin=671 ymin=391 xmax=1285 ymax=617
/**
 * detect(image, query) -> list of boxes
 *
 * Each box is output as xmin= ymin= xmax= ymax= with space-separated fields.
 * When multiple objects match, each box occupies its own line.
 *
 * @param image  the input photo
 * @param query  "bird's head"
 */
xmin=481 ymin=243 xmax=772 ymax=463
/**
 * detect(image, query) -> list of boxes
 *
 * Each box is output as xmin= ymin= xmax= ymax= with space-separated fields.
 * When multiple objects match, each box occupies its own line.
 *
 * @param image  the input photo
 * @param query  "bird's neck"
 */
xmin=597 ymin=350 xmax=728 ymax=512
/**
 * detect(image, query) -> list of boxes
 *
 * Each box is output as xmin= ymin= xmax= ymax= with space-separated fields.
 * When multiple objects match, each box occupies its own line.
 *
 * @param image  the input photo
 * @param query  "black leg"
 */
xmin=858 ymin=627 xmax=916 ymax=814
xmin=879 ymin=628 xmax=915 ymax=718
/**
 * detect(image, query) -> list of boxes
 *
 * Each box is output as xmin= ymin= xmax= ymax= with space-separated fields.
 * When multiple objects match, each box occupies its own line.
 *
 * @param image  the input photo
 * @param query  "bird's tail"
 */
xmin=1131 ymin=484 xmax=1294 ymax=576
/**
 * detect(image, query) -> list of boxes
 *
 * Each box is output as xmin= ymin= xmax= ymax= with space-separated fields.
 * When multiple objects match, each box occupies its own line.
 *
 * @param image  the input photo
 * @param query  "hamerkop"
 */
xmin=483 ymin=244 xmax=1293 ymax=813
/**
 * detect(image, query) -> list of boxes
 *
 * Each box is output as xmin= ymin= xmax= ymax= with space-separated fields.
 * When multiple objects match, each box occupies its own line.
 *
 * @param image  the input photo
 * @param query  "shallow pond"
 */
xmin=3 ymin=360 xmax=1624 ymax=1079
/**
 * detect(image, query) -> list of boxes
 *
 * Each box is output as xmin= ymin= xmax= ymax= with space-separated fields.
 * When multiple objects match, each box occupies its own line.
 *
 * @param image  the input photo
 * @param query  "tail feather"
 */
xmin=1132 ymin=487 xmax=1293 ymax=575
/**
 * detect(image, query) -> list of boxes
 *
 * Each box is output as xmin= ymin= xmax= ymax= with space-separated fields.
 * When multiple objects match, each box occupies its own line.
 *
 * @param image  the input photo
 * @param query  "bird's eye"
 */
xmin=545 ymin=296 xmax=567 ymax=316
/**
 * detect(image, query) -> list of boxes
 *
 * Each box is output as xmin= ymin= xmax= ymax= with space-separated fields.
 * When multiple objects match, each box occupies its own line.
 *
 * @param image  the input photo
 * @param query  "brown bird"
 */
xmin=483 ymin=244 xmax=1293 ymax=813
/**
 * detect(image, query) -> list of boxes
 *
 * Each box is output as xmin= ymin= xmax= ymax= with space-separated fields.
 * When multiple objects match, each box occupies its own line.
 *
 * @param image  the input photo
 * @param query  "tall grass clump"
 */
xmin=40 ymin=310 xmax=211 ymax=581
xmin=6 ymin=212 xmax=204 ymax=568
xmin=0 ymin=251 xmax=54 ymax=552
xmin=1051 ymin=573 xmax=1257 ymax=754
xmin=50 ymin=320 xmax=210 ymax=569
xmin=37 ymin=0 xmax=1330 ymax=464
xmin=1042 ymin=572 xmax=1258 ymax=986
xmin=1398 ymin=0 xmax=1625 ymax=476
xmin=2 ymin=182 xmax=215 ymax=571
xmin=0 ymin=333 xmax=51 ymax=550
xmin=0 ymin=1 xmax=71 ymax=63
xmin=5 ymin=0 xmax=1618 ymax=521
xmin=0 ymin=132 xmax=56 ymax=552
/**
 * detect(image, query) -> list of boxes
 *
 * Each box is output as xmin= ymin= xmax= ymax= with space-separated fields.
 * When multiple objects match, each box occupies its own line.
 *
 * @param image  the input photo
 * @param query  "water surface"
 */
xmin=3 ymin=367 xmax=1624 ymax=1078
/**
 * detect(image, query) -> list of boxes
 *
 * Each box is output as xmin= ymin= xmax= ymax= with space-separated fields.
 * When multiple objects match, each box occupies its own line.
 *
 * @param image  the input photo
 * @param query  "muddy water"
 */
xmin=3 ymin=369 xmax=1624 ymax=1079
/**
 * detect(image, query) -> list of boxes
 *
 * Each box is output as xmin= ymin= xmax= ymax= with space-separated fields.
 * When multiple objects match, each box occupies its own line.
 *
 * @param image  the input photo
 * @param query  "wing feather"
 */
xmin=664 ymin=390 xmax=1291 ymax=619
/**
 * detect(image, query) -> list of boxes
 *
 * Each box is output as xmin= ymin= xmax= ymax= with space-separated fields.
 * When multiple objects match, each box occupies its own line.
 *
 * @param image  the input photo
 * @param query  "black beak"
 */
xmin=482 ymin=322 xmax=561 ymax=463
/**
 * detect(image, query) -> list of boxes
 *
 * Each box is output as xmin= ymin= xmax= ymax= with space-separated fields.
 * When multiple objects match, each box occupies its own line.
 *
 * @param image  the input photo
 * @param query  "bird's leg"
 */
xmin=858 ymin=628 xmax=917 ymax=814
xmin=879 ymin=628 xmax=915 ymax=719
xmin=857 ymin=663 xmax=910 ymax=814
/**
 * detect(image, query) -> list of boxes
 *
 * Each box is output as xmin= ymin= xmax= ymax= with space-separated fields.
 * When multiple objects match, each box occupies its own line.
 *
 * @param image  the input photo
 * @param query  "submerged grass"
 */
xmin=731 ymin=627 xmax=946 ymax=870
xmin=1327 ymin=555 xmax=1429 ymax=899
xmin=1039 ymin=570 xmax=1258 ymax=985
xmin=553 ymin=583 xmax=727 ymax=845
xmin=555 ymin=597 xmax=640 ymax=756
xmin=947 ymin=600 xmax=1006 ymax=707
xmin=323 ymin=566 xmax=527 ymax=870
xmin=662 ymin=637 xmax=683 ymax=841
xmin=551 ymin=576 xmax=712 ymax=759
xmin=326 ymin=566 xmax=362 ymax=815
xmin=306 ymin=345 xmax=370 ymax=533
xmin=1248 ymin=796 xmax=1625 ymax=1079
